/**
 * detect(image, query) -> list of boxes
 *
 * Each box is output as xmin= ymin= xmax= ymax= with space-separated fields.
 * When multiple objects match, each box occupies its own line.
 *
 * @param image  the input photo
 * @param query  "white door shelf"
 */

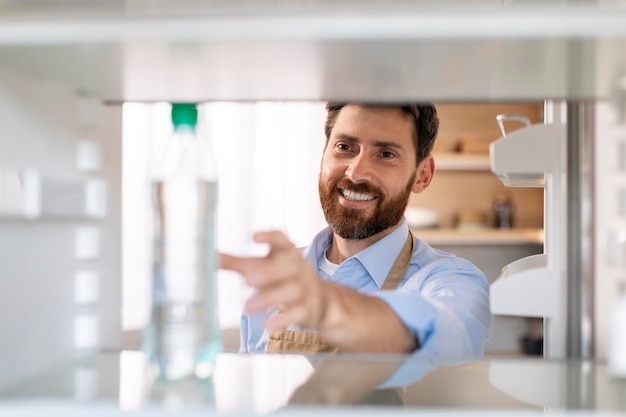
xmin=490 ymin=123 xmax=562 ymax=187
xmin=490 ymin=254 xmax=558 ymax=318
xmin=489 ymin=120 xmax=566 ymax=358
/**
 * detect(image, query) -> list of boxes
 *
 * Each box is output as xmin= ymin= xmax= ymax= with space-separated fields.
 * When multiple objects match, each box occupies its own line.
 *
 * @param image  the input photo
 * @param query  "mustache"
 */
xmin=334 ymin=178 xmax=382 ymax=197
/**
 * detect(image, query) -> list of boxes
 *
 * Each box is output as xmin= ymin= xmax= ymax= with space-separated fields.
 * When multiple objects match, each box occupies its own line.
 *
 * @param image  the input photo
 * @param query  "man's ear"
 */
xmin=411 ymin=154 xmax=435 ymax=193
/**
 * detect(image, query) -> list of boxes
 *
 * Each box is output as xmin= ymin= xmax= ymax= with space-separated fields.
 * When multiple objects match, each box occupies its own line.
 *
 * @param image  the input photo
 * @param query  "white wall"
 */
xmin=0 ymin=67 xmax=122 ymax=391
xmin=122 ymin=102 xmax=328 ymax=336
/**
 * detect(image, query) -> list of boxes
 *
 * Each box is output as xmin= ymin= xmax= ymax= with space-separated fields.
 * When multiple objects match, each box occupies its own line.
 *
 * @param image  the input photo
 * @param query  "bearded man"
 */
xmin=221 ymin=103 xmax=491 ymax=357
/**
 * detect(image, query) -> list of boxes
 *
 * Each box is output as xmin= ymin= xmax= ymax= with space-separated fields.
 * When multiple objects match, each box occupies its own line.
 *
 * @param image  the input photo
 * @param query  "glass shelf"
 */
xmin=0 ymin=170 xmax=106 ymax=221
xmin=3 ymin=351 xmax=626 ymax=415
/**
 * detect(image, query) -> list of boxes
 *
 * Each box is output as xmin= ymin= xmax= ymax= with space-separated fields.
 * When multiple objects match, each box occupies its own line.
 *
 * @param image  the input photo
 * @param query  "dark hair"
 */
xmin=324 ymin=103 xmax=439 ymax=165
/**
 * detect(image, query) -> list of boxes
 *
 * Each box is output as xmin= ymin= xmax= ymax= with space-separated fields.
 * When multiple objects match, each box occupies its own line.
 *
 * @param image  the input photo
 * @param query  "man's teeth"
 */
xmin=342 ymin=189 xmax=375 ymax=201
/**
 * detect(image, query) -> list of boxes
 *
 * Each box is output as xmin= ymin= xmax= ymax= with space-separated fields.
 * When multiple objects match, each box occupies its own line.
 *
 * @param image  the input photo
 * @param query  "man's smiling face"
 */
xmin=318 ymin=105 xmax=420 ymax=240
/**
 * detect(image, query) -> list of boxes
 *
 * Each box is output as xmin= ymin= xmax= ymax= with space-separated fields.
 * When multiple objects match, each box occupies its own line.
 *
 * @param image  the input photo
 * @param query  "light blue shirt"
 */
xmin=240 ymin=219 xmax=492 ymax=359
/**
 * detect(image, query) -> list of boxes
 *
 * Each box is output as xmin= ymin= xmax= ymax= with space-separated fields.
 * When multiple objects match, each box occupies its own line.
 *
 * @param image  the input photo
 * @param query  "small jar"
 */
xmin=493 ymin=192 xmax=513 ymax=229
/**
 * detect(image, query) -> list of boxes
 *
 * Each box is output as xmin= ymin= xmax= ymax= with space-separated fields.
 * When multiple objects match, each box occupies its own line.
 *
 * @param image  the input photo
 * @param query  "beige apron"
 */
xmin=267 ymin=232 xmax=414 ymax=353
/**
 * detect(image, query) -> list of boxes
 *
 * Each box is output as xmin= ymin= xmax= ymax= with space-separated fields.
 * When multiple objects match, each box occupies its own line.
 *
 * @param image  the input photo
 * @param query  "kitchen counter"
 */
xmin=2 ymin=351 xmax=626 ymax=416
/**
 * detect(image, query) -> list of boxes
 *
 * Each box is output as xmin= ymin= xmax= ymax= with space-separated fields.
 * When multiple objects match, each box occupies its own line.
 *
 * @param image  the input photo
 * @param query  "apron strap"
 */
xmin=381 ymin=231 xmax=414 ymax=291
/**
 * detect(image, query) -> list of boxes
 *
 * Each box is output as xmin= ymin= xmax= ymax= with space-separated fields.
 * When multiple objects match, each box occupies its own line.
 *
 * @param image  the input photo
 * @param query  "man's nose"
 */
xmin=345 ymin=153 xmax=374 ymax=183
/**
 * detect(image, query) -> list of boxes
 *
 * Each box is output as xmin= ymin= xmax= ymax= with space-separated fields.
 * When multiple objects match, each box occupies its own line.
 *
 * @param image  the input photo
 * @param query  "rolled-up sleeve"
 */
xmin=374 ymin=257 xmax=491 ymax=360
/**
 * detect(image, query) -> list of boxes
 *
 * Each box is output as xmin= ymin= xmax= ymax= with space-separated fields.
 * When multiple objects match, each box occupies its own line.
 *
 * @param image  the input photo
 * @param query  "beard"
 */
xmin=318 ymin=173 xmax=416 ymax=240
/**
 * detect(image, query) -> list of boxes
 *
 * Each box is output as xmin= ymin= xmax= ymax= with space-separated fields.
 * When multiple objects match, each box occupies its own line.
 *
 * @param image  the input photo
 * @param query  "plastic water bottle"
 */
xmin=143 ymin=103 xmax=222 ymax=381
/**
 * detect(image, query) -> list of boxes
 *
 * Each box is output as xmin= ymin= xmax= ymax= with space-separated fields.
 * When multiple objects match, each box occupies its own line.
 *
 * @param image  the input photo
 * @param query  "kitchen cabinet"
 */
xmin=409 ymin=102 xmax=545 ymax=238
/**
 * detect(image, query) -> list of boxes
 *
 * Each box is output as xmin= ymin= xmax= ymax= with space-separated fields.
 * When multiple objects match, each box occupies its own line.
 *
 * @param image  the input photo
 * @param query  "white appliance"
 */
xmin=489 ymin=120 xmax=567 ymax=358
xmin=2 ymin=1 xmax=626 ymax=399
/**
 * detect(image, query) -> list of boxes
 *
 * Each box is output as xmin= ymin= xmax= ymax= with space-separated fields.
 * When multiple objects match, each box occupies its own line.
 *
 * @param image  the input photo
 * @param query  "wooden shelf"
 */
xmin=412 ymin=228 xmax=544 ymax=246
xmin=434 ymin=152 xmax=491 ymax=171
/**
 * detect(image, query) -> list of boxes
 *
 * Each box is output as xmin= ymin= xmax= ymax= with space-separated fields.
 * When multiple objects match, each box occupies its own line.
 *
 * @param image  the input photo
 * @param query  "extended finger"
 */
xmin=245 ymin=279 xmax=305 ymax=313
xmin=265 ymin=305 xmax=309 ymax=331
xmin=219 ymin=253 xmax=256 ymax=274
xmin=243 ymin=247 xmax=303 ymax=288
xmin=220 ymin=251 xmax=301 ymax=288
xmin=219 ymin=253 xmax=268 ymax=285
xmin=253 ymin=230 xmax=294 ymax=251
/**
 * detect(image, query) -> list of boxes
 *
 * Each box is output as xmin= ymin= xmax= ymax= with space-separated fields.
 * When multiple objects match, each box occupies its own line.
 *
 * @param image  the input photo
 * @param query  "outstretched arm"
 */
xmin=220 ymin=230 xmax=417 ymax=353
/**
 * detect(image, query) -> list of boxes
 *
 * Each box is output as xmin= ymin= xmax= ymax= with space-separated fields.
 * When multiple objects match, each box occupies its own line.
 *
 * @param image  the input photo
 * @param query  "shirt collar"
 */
xmin=305 ymin=219 xmax=410 ymax=290
xmin=354 ymin=219 xmax=410 ymax=289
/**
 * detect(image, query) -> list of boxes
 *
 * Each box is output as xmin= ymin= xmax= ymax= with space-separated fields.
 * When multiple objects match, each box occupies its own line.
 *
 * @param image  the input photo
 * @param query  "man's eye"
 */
xmin=381 ymin=151 xmax=396 ymax=158
xmin=337 ymin=143 xmax=351 ymax=151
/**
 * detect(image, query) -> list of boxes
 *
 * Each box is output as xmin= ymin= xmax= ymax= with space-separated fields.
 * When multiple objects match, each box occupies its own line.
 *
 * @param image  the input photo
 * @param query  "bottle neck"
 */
xmin=174 ymin=125 xmax=196 ymax=134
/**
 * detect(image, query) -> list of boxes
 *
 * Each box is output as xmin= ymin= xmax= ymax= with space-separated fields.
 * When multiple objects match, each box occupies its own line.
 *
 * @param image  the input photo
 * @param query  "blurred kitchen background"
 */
xmin=122 ymin=101 xmax=545 ymax=356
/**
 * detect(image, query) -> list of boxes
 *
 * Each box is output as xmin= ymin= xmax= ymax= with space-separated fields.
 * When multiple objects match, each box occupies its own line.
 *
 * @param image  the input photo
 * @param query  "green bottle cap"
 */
xmin=171 ymin=103 xmax=198 ymax=130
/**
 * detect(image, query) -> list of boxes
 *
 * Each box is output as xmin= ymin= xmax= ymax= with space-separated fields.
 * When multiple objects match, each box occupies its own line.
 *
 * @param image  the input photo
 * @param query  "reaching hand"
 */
xmin=221 ymin=230 xmax=417 ymax=353
xmin=220 ymin=230 xmax=329 ymax=331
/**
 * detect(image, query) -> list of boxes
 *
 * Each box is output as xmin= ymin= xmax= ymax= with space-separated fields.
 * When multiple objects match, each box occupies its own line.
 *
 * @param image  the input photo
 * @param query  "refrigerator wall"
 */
xmin=0 ymin=66 xmax=122 ymax=391
xmin=2 ymin=1 xmax=626 ymax=388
